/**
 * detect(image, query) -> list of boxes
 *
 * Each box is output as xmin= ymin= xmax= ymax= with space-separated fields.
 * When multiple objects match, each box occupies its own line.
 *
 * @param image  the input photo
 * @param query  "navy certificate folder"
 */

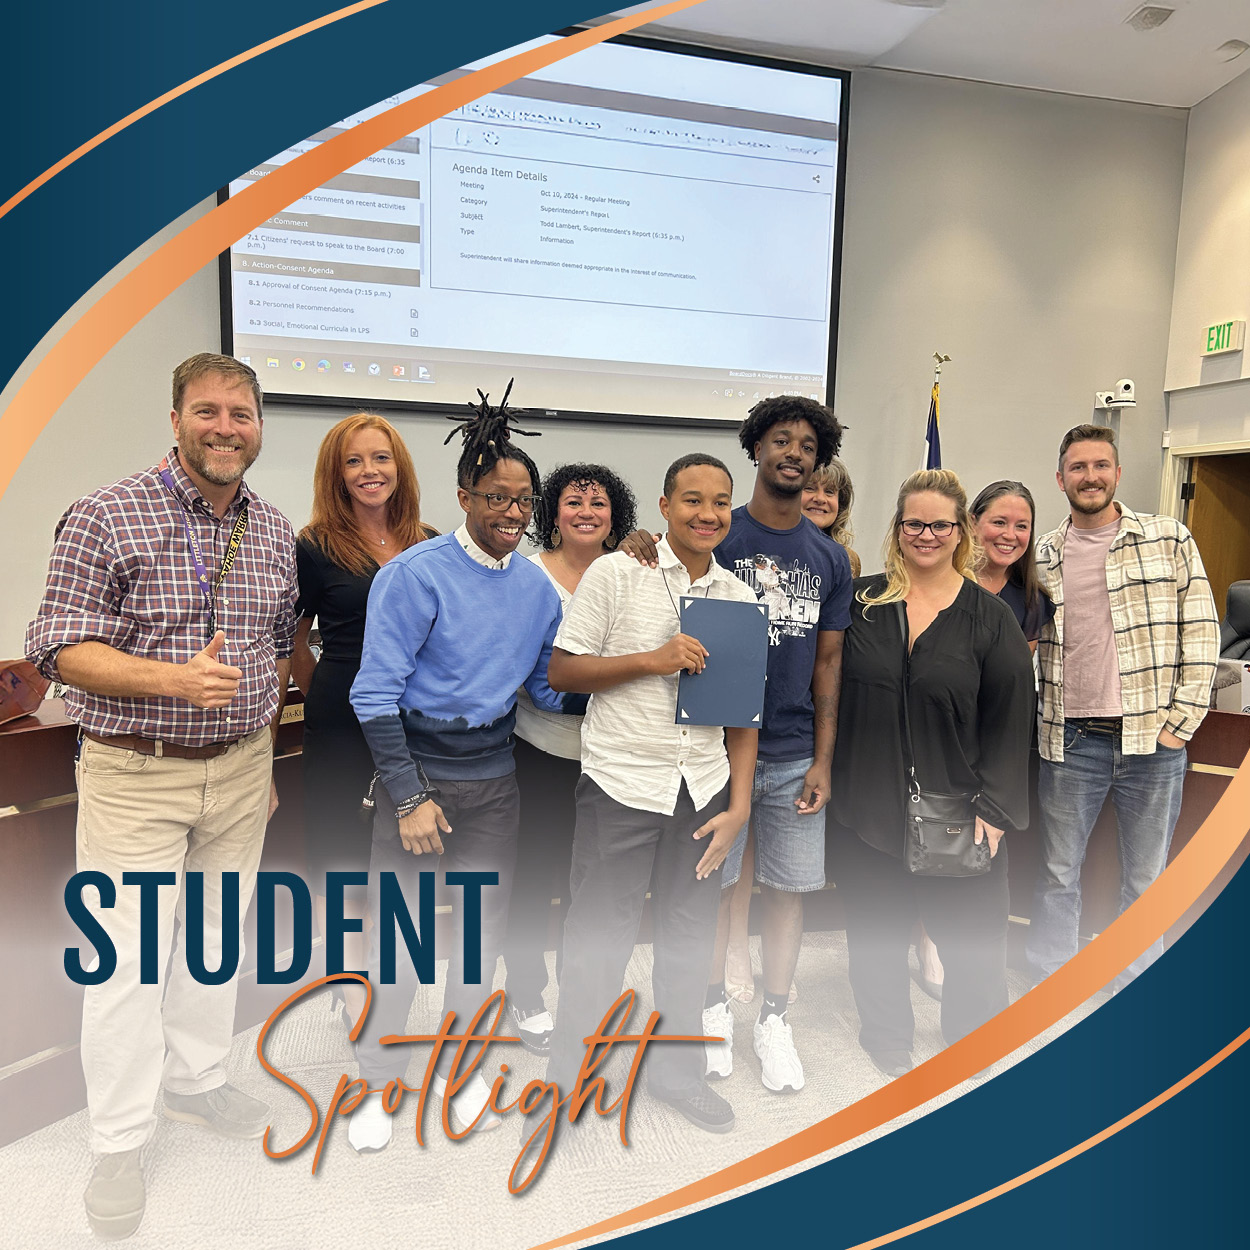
xmin=675 ymin=596 xmax=768 ymax=728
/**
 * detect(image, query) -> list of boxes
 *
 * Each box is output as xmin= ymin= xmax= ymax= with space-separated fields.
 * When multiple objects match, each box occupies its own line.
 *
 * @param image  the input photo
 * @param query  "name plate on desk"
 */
xmin=675 ymin=597 xmax=768 ymax=728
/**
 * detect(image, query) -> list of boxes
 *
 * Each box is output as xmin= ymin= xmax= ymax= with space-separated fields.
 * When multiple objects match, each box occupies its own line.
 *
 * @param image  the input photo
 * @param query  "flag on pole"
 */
xmin=923 ymin=377 xmax=941 ymax=469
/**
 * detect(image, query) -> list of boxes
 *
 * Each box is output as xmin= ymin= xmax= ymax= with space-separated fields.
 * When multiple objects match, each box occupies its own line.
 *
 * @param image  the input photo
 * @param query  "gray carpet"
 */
xmin=0 ymin=933 xmax=1105 ymax=1249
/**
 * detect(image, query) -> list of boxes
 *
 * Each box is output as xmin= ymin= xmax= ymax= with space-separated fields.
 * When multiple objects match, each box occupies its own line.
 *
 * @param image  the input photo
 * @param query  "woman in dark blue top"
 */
xmin=971 ymin=480 xmax=1056 ymax=648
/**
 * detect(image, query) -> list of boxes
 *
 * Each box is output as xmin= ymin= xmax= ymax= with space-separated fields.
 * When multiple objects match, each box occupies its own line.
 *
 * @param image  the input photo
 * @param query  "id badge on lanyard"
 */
xmin=159 ymin=461 xmax=249 ymax=645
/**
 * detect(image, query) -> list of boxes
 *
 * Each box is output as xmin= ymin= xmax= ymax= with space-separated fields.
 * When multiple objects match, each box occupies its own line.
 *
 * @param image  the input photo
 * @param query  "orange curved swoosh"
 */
xmin=0 ymin=0 xmax=707 ymax=499
xmin=0 ymin=0 xmax=389 ymax=224
xmin=529 ymin=750 xmax=1249 ymax=1250
xmin=845 ymin=1020 xmax=1250 ymax=1250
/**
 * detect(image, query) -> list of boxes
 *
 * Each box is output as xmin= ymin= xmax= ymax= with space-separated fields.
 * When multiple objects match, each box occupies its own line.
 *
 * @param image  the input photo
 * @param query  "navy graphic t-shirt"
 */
xmin=714 ymin=506 xmax=853 ymax=760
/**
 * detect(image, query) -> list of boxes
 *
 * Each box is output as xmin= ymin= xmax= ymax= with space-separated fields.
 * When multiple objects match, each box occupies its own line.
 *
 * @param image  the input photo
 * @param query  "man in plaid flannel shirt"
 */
xmin=1026 ymin=424 xmax=1218 ymax=988
xmin=25 ymin=354 xmax=297 ymax=1240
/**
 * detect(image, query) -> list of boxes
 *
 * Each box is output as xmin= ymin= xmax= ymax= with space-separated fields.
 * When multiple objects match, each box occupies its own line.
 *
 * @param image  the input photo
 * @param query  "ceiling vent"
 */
xmin=1215 ymin=39 xmax=1249 ymax=62
xmin=1124 ymin=5 xmax=1175 ymax=33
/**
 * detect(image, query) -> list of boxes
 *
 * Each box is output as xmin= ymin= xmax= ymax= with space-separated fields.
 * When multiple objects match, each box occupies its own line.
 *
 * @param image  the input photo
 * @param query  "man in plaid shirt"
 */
xmin=1026 ymin=424 xmax=1218 ymax=988
xmin=25 ymin=353 xmax=297 ymax=1240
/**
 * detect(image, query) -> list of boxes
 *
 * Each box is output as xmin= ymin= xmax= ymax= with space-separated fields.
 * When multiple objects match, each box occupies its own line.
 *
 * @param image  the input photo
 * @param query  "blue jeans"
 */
xmin=721 ymin=755 xmax=827 ymax=892
xmin=1028 ymin=720 xmax=1187 ymax=986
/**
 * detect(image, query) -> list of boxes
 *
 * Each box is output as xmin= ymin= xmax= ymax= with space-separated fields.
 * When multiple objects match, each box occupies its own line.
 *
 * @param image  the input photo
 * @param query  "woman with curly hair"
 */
xmin=802 ymin=457 xmax=862 ymax=577
xmin=292 ymin=413 xmax=435 ymax=1028
xmin=502 ymin=462 xmax=638 ymax=1055
xmin=828 ymin=469 xmax=1034 ymax=1077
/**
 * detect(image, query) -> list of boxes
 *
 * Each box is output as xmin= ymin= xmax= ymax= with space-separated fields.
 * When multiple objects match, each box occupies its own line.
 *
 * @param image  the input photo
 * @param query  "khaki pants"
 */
xmin=74 ymin=728 xmax=272 ymax=1153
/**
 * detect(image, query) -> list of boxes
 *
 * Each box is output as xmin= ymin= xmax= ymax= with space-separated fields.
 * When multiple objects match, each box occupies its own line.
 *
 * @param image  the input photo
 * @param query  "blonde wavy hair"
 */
xmin=807 ymin=458 xmax=855 ymax=550
xmin=858 ymin=469 xmax=981 ymax=608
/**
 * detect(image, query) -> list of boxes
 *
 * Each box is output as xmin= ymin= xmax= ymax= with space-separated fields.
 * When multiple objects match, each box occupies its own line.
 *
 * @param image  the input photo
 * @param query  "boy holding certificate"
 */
xmin=543 ymin=454 xmax=759 ymax=1133
xmin=622 ymin=396 xmax=851 ymax=1096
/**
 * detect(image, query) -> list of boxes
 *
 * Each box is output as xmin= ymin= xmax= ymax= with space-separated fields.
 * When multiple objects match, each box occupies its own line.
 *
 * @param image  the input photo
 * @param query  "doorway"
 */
xmin=1185 ymin=451 xmax=1250 ymax=617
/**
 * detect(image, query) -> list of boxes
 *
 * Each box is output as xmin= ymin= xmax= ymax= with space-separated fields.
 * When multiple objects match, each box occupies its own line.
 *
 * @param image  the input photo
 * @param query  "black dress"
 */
xmin=295 ymin=535 xmax=383 ymax=896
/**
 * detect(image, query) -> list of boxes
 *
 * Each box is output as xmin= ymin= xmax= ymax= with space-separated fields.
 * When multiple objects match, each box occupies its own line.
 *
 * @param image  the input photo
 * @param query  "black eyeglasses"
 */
xmin=464 ymin=488 xmax=537 ymax=513
xmin=900 ymin=519 xmax=958 ymax=537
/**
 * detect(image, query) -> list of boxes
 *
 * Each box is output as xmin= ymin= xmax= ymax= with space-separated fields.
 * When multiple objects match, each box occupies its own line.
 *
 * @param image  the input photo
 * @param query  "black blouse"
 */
xmin=829 ymin=575 xmax=1035 ymax=856
xmin=295 ymin=536 xmax=376 ymax=665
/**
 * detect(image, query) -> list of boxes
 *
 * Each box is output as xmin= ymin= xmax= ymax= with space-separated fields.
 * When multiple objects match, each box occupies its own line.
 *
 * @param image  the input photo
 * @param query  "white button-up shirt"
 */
xmin=454 ymin=522 xmax=513 ymax=570
xmin=555 ymin=538 xmax=758 ymax=815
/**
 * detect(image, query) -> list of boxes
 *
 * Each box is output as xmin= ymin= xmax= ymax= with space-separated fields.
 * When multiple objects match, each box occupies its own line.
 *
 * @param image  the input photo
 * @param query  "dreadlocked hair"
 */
xmin=444 ymin=378 xmax=544 ymax=517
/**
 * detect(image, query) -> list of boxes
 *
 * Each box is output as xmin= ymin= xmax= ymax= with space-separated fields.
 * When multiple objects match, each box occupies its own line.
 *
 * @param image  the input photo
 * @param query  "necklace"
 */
xmin=661 ymin=566 xmax=710 ymax=621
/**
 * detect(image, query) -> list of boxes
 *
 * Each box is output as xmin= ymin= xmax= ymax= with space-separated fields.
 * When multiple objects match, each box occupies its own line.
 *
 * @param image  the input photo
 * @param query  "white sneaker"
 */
xmin=430 ymin=1070 xmax=502 ymax=1133
xmin=754 ymin=1014 xmax=804 ymax=1092
xmin=509 ymin=1003 xmax=555 ymax=1056
xmin=347 ymin=1091 xmax=392 ymax=1153
xmin=702 ymin=1000 xmax=734 ymax=1080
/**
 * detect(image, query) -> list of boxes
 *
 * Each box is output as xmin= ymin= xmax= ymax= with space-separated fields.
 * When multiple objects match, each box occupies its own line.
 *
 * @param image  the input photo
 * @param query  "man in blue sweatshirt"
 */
xmin=346 ymin=391 xmax=576 ymax=1152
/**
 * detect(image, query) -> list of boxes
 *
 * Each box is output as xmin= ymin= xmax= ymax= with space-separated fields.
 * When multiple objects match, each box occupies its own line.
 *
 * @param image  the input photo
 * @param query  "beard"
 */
xmin=766 ymin=467 xmax=806 ymax=496
xmin=1066 ymin=482 xmax=1116 ymax=515
xmin=176 ymin=424 xmax=261 ymax=486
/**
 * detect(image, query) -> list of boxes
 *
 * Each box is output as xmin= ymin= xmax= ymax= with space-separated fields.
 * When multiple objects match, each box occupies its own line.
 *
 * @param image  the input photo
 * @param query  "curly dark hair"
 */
xmin=737 ymin=395 xmax=844 ymax=469
xmin=443 ymin=379 xmax=543 ymax=507
xmin=533 ymin=462 xmax=639 ymax=552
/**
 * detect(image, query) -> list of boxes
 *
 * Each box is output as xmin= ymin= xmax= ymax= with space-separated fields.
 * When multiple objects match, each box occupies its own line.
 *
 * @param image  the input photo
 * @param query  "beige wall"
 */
xmin=1164 ymin=66 xmax=1250 ymax=447
xmin=836 ymin=69 xmax=1185 ymax=553
xmin=1 ymin=68 xmax=1190 ymax=654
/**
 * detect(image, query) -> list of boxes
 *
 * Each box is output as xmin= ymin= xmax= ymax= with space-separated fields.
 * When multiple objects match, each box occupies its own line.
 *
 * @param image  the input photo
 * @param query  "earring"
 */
xmin=550 ymin=528 xmax=562 ymax=549
xmin=605 ymin=531 xmax=618 ymax=549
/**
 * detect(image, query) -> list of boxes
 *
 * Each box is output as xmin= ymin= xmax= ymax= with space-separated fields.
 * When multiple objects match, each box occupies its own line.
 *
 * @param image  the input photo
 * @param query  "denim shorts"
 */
xmin=720 ymin=756 xmax=827 ymax=892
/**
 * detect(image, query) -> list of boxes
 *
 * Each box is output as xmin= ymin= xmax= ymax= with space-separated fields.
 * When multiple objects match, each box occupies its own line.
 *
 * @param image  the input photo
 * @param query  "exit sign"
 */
xmin=1202 ymin=319 xmax=1245 ymax=355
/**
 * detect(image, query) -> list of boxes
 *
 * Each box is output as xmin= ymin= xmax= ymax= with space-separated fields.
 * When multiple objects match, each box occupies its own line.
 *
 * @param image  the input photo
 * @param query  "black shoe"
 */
xmin=162 ymin=1083 xmax=270 ymax=1139
xmin=867 ymin=1049 xmax=914 ymax=1079
xmin=508 ymin=1002 xmax=555 ymax=1056
xmin=651 ymin=1084 xmax=735 ymax=1133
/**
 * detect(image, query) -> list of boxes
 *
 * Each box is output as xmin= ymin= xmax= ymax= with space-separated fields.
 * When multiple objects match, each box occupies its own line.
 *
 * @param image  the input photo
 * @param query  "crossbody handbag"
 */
xmin=896 ymin=603 xmax=990 ymax=877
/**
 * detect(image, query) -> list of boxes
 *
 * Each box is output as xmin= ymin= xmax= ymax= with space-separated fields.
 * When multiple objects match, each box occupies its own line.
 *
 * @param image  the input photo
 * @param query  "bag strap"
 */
xmin=895 ymin=599 xmax=983 ymax=811
xmin=894 ymin=601 xmax=919 ymax=795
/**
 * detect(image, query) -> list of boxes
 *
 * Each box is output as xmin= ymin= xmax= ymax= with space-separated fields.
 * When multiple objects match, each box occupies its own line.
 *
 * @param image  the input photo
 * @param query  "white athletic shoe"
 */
xmin=430 ymin=1070 xmax=502 ymax=1133
xmin=754 ymin=1014 xmax=805 ymax=1092
xmin=347 ymin=1091 xmax=392 ymax=1153
xmin=702 ymin=1000 xmax=734 ymax=1080
xmin=508 ymin=1003 xmax=555 ymax=1055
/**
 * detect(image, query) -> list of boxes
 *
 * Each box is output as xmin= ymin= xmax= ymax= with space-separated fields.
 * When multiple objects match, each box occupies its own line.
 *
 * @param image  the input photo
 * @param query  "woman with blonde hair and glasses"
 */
xmin=828 ymin=469 xmax=1033 ymax=1077
xmin=292 ymin=414 xmax=436 ymax=1028
xmin=912 ymin=478 xmax=1056 ymax=1001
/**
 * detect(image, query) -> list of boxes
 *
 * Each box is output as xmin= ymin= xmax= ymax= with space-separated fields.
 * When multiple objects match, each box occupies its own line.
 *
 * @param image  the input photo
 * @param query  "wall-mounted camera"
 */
xmin=1094 ymin=379 xmax=1136 ymax=410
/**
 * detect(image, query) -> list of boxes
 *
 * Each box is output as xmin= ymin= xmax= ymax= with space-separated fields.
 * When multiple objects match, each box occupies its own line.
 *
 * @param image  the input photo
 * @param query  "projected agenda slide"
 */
xmin=225 ymin=37 xmax=845 ymax=421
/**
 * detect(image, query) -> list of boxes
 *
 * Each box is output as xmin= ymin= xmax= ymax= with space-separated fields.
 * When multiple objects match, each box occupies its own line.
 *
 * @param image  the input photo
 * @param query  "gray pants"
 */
xmin=354 ymin=772 xmax=519 ymax=1086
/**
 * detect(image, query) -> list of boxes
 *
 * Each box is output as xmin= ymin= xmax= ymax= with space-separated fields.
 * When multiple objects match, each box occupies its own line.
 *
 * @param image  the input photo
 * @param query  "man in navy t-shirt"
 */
xmin=622 ymin=396 xmax=851 ymax=1095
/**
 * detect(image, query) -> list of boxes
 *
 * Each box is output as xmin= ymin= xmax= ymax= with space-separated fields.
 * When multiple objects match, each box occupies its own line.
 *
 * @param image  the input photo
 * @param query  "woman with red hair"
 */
xmin=292 ymin=414 xmax=435 ymax=1027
